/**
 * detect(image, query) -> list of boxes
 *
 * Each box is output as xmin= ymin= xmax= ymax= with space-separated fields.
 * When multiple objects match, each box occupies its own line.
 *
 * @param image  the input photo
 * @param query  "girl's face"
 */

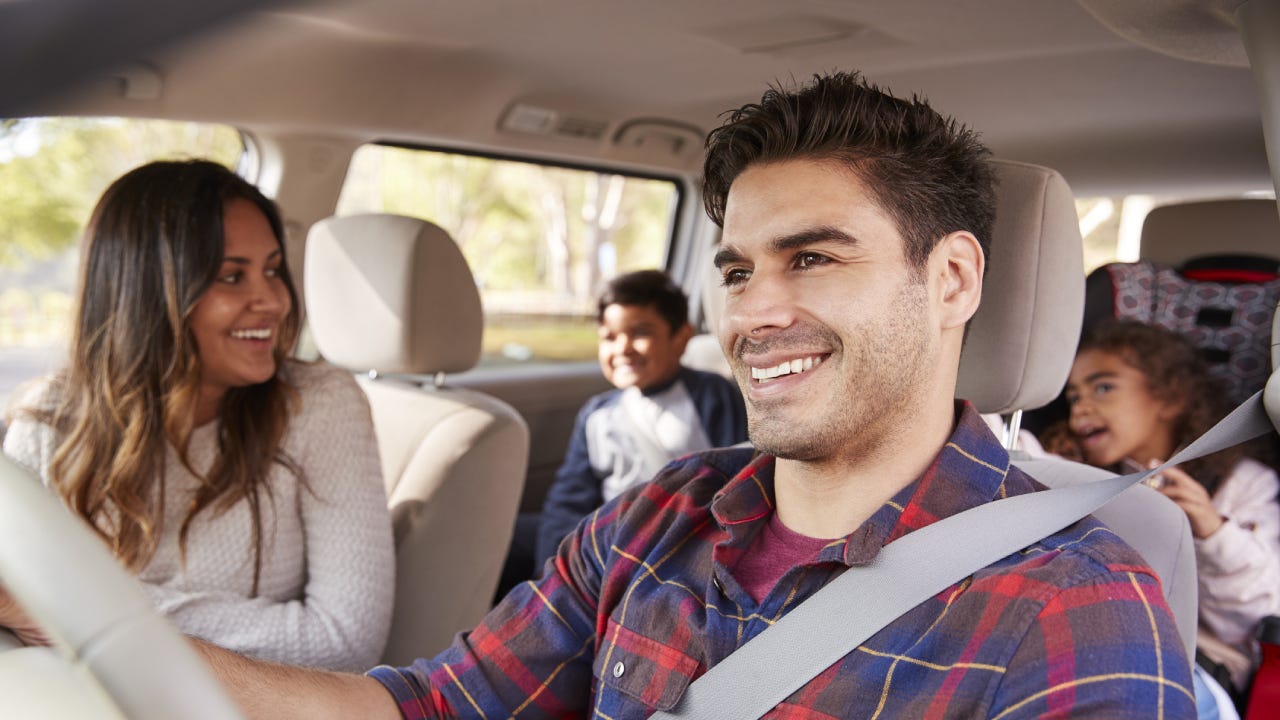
xmin=189 ymin=198 xmax=292 ymax=421
xmin=1064 ymin=349 xmax=1180 ymax=468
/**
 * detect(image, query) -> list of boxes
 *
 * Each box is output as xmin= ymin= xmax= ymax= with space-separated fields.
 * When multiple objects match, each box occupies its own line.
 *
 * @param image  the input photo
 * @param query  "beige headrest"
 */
xmin=1140 ymin=198 xmax=1280 ymax=267
xmin=304 ymin=214 xmax=483 ymax=374
xmin=956 ymin=160 xmax=1085 ymax=414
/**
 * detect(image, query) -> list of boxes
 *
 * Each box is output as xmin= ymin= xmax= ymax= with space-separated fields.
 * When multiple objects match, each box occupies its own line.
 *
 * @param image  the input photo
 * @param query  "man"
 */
xmin=198 ymin=70 xmax=1195 ymax=717
xmin=533 ymin=269 xmax=747 ymax=566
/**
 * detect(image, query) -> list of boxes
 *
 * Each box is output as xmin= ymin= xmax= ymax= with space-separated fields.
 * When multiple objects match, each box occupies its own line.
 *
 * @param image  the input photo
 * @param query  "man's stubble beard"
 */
xmin=745 ymin=282 xmax=934 ymax=464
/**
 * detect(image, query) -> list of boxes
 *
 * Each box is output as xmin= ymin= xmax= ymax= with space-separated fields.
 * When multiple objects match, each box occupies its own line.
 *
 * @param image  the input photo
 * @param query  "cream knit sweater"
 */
xmin=3 ymin=361 xmax=395 ymax=671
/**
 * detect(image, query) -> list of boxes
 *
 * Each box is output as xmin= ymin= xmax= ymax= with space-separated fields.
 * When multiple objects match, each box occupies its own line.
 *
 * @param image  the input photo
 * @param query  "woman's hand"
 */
xmin=0 ymin=583 xmax=52 ymax=646
xmin=1152 ymin=463 xmax=1225 ymax=539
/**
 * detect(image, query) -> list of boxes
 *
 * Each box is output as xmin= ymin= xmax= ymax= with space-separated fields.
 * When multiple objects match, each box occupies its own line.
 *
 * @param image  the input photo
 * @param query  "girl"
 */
xmin=1054 ymin=319 xmax=1280 ymax=695
xmin=1 ymin=159 xmax=394 ymax=671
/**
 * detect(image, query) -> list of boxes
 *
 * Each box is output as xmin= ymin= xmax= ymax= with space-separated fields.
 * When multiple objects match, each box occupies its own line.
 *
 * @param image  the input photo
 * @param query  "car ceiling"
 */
xmin=10 ymin=0 xmax=1273 ymax=197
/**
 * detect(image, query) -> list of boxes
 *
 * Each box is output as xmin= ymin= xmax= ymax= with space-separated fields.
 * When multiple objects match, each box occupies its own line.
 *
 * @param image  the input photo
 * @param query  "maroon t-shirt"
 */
xmin=735 ymin=511 xmax=832 ymax=603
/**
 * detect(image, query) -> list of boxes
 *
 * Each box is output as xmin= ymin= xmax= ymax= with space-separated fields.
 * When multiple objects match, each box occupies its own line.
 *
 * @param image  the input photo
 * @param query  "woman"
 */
xmin=1 ymin=159 xmax=394 ymax=671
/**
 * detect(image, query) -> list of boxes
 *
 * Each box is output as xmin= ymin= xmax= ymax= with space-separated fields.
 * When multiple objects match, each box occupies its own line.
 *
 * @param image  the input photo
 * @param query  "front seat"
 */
xmin=957 ymin=159 xmax=1198 ymax=660
xmin=305 ymin=213 xmax=531 ymax=666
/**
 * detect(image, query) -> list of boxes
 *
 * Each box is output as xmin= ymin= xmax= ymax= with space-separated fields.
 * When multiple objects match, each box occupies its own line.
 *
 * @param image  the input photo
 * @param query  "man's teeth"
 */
xmin=751 ymin=356 xmax=822 ymax=381
xmin=231 ymin=328 xmax=272 ymax=340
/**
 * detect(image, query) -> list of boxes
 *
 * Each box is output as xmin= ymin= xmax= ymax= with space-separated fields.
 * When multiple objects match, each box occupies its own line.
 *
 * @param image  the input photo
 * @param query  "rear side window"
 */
xmin=0 ymin=117 xmax=244 ymax=410
xmin=336 ymin=144 xmax=678 ymax=367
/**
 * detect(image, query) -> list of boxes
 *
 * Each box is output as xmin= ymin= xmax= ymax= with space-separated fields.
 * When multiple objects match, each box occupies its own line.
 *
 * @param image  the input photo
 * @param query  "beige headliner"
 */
xmin=24 ymin=0 xmax=1270 ymax=197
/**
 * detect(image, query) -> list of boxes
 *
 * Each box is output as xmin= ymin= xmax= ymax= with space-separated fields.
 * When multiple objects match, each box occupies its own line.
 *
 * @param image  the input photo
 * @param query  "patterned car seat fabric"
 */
xmin=1083 ymin=257 xmax=1280 ymax=406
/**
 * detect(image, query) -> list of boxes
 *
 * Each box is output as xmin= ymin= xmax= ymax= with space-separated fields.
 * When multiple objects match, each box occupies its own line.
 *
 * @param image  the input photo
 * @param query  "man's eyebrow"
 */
xmin=712 ymin=245 xmax=746 ymax=269
xmin=770 ymin=226 xmax=859 ymax=253
xmin=713 ymin=226 xmax=859 ymax=269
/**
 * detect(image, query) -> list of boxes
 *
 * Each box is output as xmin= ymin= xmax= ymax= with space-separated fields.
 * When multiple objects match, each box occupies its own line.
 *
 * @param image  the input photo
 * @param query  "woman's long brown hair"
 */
xmin=36 ymin=159 xmax=302 ymax=593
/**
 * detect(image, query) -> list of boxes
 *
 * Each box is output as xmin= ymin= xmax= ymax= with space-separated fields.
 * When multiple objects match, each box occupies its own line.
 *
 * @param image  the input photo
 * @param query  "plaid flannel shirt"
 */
xmin=370 ymin=401 xmax=1195 ymax=718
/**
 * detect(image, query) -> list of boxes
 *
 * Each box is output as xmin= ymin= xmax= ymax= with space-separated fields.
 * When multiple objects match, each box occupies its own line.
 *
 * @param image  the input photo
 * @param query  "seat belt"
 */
xmin=651 ymin=391 xmax=1274 ymax=720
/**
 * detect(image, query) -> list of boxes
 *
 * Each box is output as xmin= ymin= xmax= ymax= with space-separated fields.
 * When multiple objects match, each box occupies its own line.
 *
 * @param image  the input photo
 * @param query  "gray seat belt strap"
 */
xmin=652 ymin=391 xmax=1273 ymax=720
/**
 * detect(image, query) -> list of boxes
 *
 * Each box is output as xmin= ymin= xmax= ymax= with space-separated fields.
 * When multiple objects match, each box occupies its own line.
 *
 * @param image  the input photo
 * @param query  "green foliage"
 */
xmin=0 ymin=116 xmax=243 ymax=363
xmin=0 ymin=117 xmax=243 ymax=271
xmin=338 ymin=145 xmax=671 ymax=314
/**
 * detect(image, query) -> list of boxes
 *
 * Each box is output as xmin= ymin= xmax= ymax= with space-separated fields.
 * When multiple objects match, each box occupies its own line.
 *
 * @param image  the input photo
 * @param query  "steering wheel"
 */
xmin=0 ymin=453 xmax=244 ymax=719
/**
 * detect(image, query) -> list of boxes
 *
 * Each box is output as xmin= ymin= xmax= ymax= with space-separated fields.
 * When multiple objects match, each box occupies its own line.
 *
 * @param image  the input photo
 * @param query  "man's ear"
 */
xmin=933 ymin=231 xmax=984 ymax=331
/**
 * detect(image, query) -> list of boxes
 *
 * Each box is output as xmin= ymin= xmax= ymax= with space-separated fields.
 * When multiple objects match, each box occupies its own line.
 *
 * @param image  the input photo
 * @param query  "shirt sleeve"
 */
xmin=142 ymin=366 xmax=395 ymax=671
xmin=369 ymin=499 xmax=610 ymax=719
xmin=535 ymin=399 xmax=606 ymax=566
xmin=1196 ymin=458 xmax=1280 ymax=648
xmin=990 ymin=568 xmax=1196 ymax=718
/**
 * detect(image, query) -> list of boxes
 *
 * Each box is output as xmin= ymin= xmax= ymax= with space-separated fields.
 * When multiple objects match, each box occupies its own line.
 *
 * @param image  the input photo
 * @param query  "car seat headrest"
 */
xmin=304 ymin=213 xmax=483 ymax=374
xmin=1140 ymin=198 xmax=1280 ymax=268
xmin=956 ymin=160 xmax=1085 ymax=414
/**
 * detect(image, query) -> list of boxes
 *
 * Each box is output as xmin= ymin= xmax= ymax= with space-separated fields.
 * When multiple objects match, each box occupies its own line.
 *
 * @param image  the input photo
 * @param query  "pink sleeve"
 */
xmin=1195 ymin=458 xmax=1280 ymax=650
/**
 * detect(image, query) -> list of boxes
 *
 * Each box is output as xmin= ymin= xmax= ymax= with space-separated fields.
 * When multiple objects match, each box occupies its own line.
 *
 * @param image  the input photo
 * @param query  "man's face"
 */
xmin=714 ymin=159 xmax=940 ymax=464
xmin=597 ymin=303 xmax=691 ymax=390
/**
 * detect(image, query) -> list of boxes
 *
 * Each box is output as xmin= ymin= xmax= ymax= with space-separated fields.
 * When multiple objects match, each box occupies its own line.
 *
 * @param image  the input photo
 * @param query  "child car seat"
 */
xmin=1078 ymin=199 xmax=1280 ymax=715
xmin=1083 ymin=255 xmax=1280 ymax=406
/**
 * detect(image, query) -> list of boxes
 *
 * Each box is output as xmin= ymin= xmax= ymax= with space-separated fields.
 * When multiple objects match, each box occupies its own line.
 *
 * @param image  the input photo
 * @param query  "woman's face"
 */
xmin=189 ymin=198 xmax=292 ymax=418
xmin=1064 ymin=349 xmax=1179 ymax=468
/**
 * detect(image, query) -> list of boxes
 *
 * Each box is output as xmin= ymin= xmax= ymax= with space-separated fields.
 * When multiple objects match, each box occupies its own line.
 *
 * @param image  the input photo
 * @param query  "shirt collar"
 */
xmin=710 ymin=401 xmax=1011 ymax=567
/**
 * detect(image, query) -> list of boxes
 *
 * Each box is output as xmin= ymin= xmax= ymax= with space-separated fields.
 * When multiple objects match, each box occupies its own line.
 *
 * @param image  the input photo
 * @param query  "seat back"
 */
xmin=955 ymin=160 xmax=1198 ymax=658
xmin=305 ymin=213 xmax=531 ymax=665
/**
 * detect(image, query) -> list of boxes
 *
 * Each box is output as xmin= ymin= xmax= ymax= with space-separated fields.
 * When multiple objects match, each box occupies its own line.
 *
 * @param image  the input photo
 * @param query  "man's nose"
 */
xmin=722 ymin=271 xmax=797 ymax=339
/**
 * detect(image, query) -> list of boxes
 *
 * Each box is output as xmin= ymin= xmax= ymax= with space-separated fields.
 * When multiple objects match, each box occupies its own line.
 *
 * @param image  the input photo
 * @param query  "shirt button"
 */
xmin=612 ymin=661 xmax=626 ymax=678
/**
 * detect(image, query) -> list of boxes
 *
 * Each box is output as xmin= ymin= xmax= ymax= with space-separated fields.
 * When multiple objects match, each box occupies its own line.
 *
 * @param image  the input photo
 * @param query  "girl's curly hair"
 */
xmin=1051 ymin=320 xmax=1242 ymax=495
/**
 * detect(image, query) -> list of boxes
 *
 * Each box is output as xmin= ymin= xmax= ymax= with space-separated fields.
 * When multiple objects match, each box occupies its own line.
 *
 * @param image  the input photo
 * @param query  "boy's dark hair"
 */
xmin=702 ymin=71 xmax=996 ymax=272
xmin=597 ymin=270 xmax=689 ymax=335
xmin=1080 ymin=320 xmax=1241 ymax=494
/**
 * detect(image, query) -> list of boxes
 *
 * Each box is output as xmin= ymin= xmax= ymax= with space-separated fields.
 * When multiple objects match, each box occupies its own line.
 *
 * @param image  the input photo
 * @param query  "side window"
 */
xmin=1074 ymin=194 xmax=1269 ymax=272
xmin=335 ymin=144 xmax=678 ymax=368
xmin=1076 ymin=196 xmax=1157 ymax=273
xmin=0 ymin=117 xmax=244 ymax=410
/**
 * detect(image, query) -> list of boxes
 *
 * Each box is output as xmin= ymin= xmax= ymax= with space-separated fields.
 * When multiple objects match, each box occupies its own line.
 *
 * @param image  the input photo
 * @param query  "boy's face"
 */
xmin=597 ymin=303 xmax=692 ymax=391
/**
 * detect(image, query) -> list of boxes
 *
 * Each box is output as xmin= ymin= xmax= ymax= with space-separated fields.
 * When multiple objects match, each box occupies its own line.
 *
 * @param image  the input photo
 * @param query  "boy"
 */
xmin=533 ymin=269 xmax=747 ymax=565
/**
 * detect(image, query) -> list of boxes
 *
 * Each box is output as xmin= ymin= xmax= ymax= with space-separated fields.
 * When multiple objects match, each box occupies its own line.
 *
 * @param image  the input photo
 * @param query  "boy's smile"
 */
xmin=597 ymin=303 xmax=691 ymax=391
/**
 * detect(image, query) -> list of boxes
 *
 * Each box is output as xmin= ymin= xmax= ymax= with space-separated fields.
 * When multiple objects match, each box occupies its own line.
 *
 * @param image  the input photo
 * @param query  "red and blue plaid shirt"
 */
xmin=369 ymin=402 xmax=1195 ymax=718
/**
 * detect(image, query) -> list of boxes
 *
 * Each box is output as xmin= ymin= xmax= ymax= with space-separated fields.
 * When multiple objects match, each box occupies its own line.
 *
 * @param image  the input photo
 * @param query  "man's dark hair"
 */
xmin=702 ymin=71 xmax=996 ymax=270
xmin=597 ymin=269 xmax=690 ymax=335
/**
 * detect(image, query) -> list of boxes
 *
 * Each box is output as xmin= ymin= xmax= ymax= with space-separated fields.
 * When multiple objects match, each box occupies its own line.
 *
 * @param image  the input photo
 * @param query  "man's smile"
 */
xmin=750 ymin=354 xmax=827 ymax=383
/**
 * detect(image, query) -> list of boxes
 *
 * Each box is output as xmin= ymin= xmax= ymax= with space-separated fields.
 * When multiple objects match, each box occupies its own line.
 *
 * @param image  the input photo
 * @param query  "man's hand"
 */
xmin=0 ymin=583 xmax=52 ymax=647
